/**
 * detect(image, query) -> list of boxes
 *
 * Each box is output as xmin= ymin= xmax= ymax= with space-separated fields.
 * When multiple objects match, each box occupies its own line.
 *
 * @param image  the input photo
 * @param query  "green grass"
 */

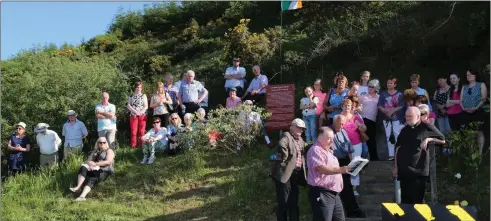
xmin=1 ymin=145 xmax=313 ymax=221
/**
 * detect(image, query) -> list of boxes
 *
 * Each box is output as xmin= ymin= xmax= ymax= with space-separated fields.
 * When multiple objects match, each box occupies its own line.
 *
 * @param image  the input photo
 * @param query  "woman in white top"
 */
xmin=300 ymin=86 xmax=319 ymax=143
xmin=359 ymin=79 xmax=380 ymax=161
xmin=358 ymin=71 xmax=370 ymax=96
xmin=150 ymin=82 xmax=173 ymax=127
xmin=140 ymin=117 xmax=168 ymax=164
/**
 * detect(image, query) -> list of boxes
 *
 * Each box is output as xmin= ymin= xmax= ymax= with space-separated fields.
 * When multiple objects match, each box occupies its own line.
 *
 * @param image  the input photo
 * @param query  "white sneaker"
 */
xmin=147 ymin=156 xmax=156 ymax=164
xmin=140 ymin=157 xmax=148 ymax=164
xmin=353 ymin=190 xmax=360 ymax=196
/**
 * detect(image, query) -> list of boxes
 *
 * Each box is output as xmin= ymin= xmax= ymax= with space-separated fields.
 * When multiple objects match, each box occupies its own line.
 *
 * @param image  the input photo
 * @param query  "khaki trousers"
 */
xmin=64 ymin=145 xmax=82 ymax=158
xmin=40 ymin=153 xmax=58 ymax=168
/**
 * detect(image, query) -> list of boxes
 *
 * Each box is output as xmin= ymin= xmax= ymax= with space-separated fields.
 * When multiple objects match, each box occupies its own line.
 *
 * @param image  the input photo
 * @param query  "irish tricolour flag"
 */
xmin=281 ymin=1 xmax=302 ymax=11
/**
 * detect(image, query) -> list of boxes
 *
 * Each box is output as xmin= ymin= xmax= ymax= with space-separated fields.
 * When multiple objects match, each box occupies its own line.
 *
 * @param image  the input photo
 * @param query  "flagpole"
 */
xmin=280 ymin=10 xmax=283 ymax=84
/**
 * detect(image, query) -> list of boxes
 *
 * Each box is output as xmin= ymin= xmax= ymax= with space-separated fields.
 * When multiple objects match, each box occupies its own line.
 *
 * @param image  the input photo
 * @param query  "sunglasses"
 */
xmin=16 ymin=127 xmax=23 ymax=130
xmin=233 ymin=60 xmax=240 ymax=62
xmin=171 ymin=117 xmax=178 ymax=120
xmin=467 ymin=88 xmax=472 ymax=95
xmin=153 ymin=121 xmax=161 ymax=124
xmin=98 ymin=142 xmax=106 ymax=144
xmin=368 ymin=86 xmax=375 ymax=88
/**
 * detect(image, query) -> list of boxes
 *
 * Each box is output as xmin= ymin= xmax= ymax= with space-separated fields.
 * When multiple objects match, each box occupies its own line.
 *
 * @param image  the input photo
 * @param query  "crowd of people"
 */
xmin=5 ymin=57 xmax=268 ymax=201
xmin=271 ymin=70 xmax=488 ymax=221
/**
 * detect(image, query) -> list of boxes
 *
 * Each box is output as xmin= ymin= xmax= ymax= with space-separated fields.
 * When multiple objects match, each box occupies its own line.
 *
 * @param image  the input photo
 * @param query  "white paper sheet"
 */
xmin=347 ymin=156 xmax=369 ymax=176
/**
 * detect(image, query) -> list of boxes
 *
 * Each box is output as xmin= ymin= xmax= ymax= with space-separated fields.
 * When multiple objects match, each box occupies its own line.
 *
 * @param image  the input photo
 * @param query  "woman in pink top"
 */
xmin=340 ymin=99 xmax=366 ymax=195
xmin=446 ymin=73 xmax=463 ymax=130
xmin=313 ymin=79 xmax=327 ymax=128
xmin=359 ymin=79 xmax=380 ymax=161
xmin=226 ymin=88 xmax=242 ymax=109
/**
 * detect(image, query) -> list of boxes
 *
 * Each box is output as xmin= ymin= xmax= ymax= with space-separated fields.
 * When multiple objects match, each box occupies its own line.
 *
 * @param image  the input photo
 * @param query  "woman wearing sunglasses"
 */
xmin=69 ymin=137 xmax=115 ymax=201
xmin=460 ymin=70 xmax=488 ymax=154
xmin=7 ymin=122 xmax=31 ymax=176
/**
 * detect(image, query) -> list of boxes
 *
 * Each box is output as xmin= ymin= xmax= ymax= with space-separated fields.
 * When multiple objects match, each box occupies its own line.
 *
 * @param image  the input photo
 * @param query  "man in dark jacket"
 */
xmin=393 ymin=106 xmax=445 ymax=204
xmin=271 ymin=118 xmax=307 ymax=221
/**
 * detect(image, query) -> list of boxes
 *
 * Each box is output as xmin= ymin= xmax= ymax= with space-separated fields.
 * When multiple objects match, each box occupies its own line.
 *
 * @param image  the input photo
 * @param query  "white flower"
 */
xmin=455 ymin=173 xmax=462 ymax=179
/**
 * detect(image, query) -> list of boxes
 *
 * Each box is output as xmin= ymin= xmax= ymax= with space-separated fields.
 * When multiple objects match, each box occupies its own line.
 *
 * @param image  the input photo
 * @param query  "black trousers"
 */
xmin=244 ymin=93 xmax=266 ymax=105
xmin=183 ymin=102 xmax=201 ymax=115
xmin=400 ymin=176 xmax=427 ymax=204
xmin=309 ymin=186 xmax=345 ymax=221
xmin=363 ymin=118 xmax=379 ymax=161
xmin=78 ymin=166 xmax=112 ymax=188
xmin=338 ymin=158 xmax=361 ymax=214
xmin=274 ymin=169 xmax=301 ymax=221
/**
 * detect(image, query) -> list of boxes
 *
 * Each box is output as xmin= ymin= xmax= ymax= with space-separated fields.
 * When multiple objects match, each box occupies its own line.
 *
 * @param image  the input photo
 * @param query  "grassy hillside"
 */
xmin=2 ymin=146 xmax=313 ymax=221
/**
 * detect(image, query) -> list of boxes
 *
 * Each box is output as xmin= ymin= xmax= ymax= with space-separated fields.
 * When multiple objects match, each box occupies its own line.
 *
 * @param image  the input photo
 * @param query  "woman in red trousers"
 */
xmin=127 ymin=82 xmax=149 ymax=148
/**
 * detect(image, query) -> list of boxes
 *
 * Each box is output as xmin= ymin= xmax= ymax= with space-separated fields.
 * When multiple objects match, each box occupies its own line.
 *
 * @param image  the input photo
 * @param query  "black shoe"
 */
xmin=347 ymin=210 xmax=366 ymax=218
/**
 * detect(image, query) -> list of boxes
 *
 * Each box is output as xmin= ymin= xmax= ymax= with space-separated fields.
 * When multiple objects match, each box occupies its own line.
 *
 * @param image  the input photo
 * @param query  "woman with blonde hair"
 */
xmin=69 ymin=137 xmax=115 ymax=201
xmin=340 ymin=99 xmax=367 ymax=196
xmin=167 ymin=113 xmax=183 ymax=155
xmin=150 ymin=82 xmax=173 ymax=127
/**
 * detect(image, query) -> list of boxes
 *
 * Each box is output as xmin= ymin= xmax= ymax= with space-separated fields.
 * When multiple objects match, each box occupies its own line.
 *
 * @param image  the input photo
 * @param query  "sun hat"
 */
xmin=15 ymin=122 xmax=27 ymax=129
xmin=34 ymin=123 xmax=50 ymax=133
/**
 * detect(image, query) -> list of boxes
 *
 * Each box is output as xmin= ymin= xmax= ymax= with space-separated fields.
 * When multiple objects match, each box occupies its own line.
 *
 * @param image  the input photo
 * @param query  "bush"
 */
xmin=1 ymin=49 xmax=130 ymax=154
xmin=177 ymin=105 xmax=271 ymax=153
xmin=438 ymin=122 xmax=490 ymax=220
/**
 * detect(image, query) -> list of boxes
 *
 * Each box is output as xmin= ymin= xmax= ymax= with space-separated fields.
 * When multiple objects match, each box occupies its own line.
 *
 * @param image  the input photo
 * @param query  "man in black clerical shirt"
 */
xmin=393 ymin=106 xmax=445 ymax=204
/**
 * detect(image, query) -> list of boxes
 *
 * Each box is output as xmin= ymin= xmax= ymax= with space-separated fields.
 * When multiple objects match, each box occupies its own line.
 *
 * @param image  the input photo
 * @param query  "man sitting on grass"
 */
xmin=140 ymin=117 xmax=168 ymax=165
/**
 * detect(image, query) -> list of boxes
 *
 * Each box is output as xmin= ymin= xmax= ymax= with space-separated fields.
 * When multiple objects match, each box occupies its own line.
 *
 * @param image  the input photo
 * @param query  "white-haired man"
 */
xmin=393 ymin=106 xmax=445 ymax=204
xmin=178 ymin=70 xmax=208 ymax=115
xmin=241 ymin=65 xmax=268 ymax=105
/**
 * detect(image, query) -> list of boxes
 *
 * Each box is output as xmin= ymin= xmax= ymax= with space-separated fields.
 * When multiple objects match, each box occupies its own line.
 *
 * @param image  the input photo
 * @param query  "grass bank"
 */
xmin=1 ymin=145 xmax=314 ymax=221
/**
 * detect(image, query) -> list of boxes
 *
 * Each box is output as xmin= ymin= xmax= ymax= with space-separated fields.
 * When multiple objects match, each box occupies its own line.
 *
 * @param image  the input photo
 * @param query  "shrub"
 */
xmin=177 ymin=105 xmax=271 ymax=153
xmin=1 ymin=49 xmax=130 ymax=154
xmin=438 ymin=122 xmax=490 ymax=220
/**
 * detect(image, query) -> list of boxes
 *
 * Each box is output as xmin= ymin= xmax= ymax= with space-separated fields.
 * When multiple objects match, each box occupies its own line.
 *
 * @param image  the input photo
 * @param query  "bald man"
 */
xmin=95 ymin=92 xmax=117 ymax=149
xmin=307 ymin=126 xmax=350 ymax=221
xmin=393 ymin=106 xmax=445 ymax=204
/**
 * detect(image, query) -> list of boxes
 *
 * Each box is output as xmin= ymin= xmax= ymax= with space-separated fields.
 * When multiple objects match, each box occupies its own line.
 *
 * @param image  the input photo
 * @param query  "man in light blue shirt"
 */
xmin=224 ymin=57 xmax=246 ymax=98
xmin=178 ymin=70 xmax=208 ymax=115
xmin=62 ymin=110 xmax=88 ymax=158
xmin=241 ymin=65 xmax=268 ymax=105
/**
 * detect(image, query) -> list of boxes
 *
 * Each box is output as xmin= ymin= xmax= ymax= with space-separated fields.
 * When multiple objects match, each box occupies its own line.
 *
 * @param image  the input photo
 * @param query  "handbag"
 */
xmin=359 ymin=129 xmax=369 ymax=142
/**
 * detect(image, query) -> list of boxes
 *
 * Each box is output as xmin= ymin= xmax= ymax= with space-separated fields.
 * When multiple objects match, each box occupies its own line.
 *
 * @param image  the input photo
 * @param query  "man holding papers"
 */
xmin=306 ymin=126 xmax=349 ymax=221
xmin=330 ymin=115 xmax=366 ymax=218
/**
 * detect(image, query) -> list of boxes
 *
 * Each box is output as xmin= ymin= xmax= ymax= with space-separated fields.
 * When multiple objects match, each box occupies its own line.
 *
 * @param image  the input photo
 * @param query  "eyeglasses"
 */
xmin=153 ymin=121 xmax=161 ymax=124
xmin=98 ymin=142 xmax=106 ymax=144
xmin=467 ymin=88 xmax=472 ymax=95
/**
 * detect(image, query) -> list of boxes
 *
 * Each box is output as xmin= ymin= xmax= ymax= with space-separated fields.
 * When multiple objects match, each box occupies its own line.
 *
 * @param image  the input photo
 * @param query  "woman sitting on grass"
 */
xmin=69 ymin=137 xmax=115 ymax=201
xmin=167 ymin=113 xmax=184 ymax=155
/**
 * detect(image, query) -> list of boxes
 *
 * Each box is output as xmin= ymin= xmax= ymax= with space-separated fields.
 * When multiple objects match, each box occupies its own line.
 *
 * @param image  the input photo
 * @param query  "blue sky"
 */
xmin=1 ymin=2 xmax=156 ymax=60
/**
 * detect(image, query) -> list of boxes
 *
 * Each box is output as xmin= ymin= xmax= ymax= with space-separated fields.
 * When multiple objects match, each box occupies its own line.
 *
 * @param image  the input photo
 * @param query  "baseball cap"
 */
xmin=229 ymin=87 xmax=237 ymax=92
xmin=291 ymin=118 xmax=306 ymax=129
xmin=67 ymin=110 xmax=77 ymax=116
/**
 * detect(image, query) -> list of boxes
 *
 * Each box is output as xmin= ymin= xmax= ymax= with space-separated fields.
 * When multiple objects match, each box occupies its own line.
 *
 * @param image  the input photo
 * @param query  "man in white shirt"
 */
xmin=95 ymin=92 xmax=117 ymax=150
xmin=35 ymin=123 xmax=62 ymax=168
xmin=62 ymin=110 xmax=88 ymax=159
xmin=241 ymin=65 xmax=268 ymax=105
xmin=224 ymin=57 xmax=246 ymax=98
xmin=140 ymin=117 xmax=168 ymax=164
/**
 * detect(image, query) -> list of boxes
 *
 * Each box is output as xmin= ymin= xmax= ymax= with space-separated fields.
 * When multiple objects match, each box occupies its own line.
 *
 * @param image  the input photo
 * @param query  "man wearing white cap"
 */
xmin=62 ymin=110 xmax=88 ymax=158
xmin=270 ymin=118 xmax=307 ymax=221
xmin=35 ymin=123 xmax=62 ymax=168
